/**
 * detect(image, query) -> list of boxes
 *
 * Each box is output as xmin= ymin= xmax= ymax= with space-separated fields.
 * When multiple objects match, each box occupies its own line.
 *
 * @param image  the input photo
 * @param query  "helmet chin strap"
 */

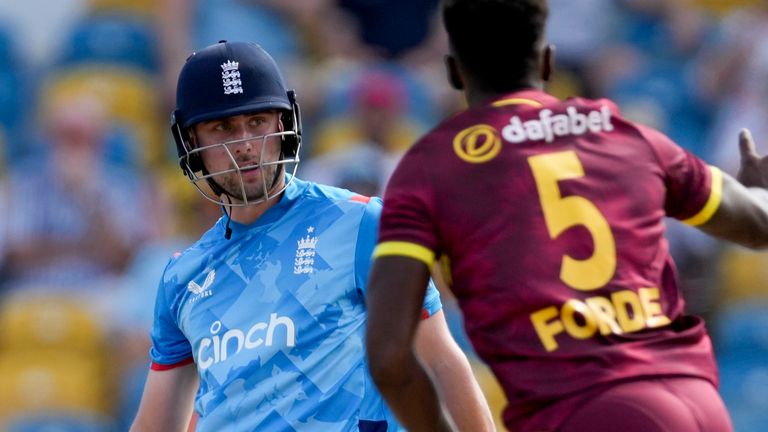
xmin=202 ymin=167 xmax=227 ymax=197
xmin=268 ymin=150 xmax=286 ymax=192
xmin=222 ymin=195 xmax=233 ymax=240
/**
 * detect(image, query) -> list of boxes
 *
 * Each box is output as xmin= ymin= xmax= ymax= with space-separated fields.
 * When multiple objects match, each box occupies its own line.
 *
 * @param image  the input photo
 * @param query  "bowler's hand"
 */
xmin=737 ymin=128 xmax=768 ymax=188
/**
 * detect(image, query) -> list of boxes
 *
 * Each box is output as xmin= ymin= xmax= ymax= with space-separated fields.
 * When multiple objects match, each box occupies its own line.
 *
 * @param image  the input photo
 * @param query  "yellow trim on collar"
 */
xmin=492 ymin=98 xmax=543 ymax=108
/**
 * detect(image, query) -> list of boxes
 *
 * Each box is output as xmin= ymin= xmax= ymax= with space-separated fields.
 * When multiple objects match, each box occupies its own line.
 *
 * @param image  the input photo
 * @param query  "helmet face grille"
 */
xmin=184 ymin=131 xmax=302 ymax=208
xmin=171 ymin=41 xmax=302 ymax=206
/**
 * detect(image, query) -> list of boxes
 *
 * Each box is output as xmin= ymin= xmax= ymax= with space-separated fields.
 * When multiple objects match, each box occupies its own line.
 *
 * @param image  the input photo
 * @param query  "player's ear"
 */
xmin=188 ymin=127 xmax=198 ymax=147
xmin=276 ymin=111 xmax=286 ymax=142
xmin=541 ymin=44 xmax=554 ymax=82
xmin=444 ymin=54 xmax=464 ymax=90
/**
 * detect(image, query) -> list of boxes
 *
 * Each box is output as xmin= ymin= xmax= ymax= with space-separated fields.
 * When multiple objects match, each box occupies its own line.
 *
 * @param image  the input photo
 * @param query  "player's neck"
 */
xmin=228 ymin=192 xmax=284 ymax=224
xmin=225 ymin=171 xmax=288 ymax=224
xmin=465 ymin=80 xmax=544 ymax=108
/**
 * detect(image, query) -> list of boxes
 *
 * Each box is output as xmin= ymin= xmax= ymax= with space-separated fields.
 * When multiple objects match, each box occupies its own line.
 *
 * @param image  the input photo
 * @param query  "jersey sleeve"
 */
xmin=355 ymin=195 xmax=442 ymax=317
xmin=638 ymin=124 xmax=722 ymax=226
xmin=149 ymin=258 xmax=194 ymax=370
xmin=373 ymin=148 xmax=440 ymax=268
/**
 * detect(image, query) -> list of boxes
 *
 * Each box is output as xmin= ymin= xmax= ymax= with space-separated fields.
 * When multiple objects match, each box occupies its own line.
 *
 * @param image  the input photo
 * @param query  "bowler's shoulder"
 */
xmin=564 ymin=95 xmax=621 ymax=115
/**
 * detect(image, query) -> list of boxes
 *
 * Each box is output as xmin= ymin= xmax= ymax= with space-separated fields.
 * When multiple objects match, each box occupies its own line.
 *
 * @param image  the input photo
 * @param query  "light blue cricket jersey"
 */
xmin=150 ymin=176 xmax=442 ymax=431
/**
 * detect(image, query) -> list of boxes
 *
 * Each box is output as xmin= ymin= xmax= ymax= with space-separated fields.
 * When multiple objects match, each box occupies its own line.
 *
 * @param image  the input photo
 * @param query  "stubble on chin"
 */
xmin=222 ymin=165 xmax=278 ymax=202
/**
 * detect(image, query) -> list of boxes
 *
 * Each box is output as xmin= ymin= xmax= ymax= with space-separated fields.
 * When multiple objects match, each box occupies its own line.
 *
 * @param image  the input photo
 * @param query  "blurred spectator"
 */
xmin=41 ymin=0 xmax=168 ymax=170
xmin=313 ymin=69 xmax=421 ymax=154
xmin=41 ymin=65 xmax=169 ymax=171
xmin=396 ymin=11 xmax=467 ymax=120
xmin=692 ymin=0 xmax=760 ymax=16
xmin=158 ymin=0 xmax=321 ymax=112
xmin=301 ymin=69 xmax=424 ymax=195
xmin=55 ymin=14 xmax=160 ymax=74
xmin=87 ymin=0 xmax=156 ymax=17
xmin=0 ymin=0 xmax=87 ymax=68
xmin=0 ymin=94 xmax=153 ymax=295
xmin=699 ymin=0 xmax=768 ymax=173
xmin=337 ymin=0 xmax=439 ymax=59
xmin=584 ymin=0 xmax=715 ymax=156
xmin=0 ymin=20 xmax=31 ymax=166
xmin=545 ymin=0 xmax=620 ymax=73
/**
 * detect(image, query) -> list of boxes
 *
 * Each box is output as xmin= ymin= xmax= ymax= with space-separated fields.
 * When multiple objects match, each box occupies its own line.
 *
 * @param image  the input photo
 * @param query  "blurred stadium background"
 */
xmin=0 ymin=0 xmax=767 ymax=430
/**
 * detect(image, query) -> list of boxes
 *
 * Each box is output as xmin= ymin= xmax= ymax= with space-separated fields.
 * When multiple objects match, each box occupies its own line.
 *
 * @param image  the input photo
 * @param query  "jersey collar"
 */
xmin=488 ymin=88 xmax=560 ymax=109
xmin=218 ymin=174 xmax=308 ymax=235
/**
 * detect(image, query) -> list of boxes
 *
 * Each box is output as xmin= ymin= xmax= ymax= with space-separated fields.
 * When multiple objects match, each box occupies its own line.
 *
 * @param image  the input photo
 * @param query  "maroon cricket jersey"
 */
xmin=374 ymin=89 xmax=722 ymax=431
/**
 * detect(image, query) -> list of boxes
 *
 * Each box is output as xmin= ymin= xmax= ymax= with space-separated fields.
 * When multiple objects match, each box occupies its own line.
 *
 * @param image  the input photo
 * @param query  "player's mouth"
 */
xmin=237 ymin=163 xmax=261 ymax=179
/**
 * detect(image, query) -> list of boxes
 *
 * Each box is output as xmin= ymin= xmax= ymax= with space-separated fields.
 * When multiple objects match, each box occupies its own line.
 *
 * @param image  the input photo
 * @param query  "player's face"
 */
xmin=192 ymin=111 xmax=283 ymax=203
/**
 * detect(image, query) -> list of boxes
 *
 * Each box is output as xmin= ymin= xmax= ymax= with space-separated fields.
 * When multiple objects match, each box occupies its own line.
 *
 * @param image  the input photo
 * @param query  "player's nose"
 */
xmin=230 ymin=128 xmax=260 ymax=153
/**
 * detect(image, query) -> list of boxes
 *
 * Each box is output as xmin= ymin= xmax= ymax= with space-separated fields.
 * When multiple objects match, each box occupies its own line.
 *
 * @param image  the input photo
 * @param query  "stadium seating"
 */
xmin=55 ymin=15 xmax=158 ymax=74
xmin=40 ymin=6 xmax=166 ymax=170
xmin=608 ymin=62 xmax=710 ymax=156
xmin=0 ymin=21 xmax=27 ymax=165
xmin=716 ymin=246 xmax=768 ymax=305
xmin=0 ymin=352 xmax=110 ymax=417
xmin=0 ymin=294 xmax=116 ymax=427
xmin=0 ymin=294 xmax=109 ymax=356
xmin=1 ymin=412 xmax=115 ymax=432
xmin=192 ymin=0 xmax=303 ymax=65
xmin=692 ymin=0 xmax=760 ymax=16
xmin=713 ymin=301 xmax=768 ymax=432
xmin=87 ymin=0 xmax=156 ymax=18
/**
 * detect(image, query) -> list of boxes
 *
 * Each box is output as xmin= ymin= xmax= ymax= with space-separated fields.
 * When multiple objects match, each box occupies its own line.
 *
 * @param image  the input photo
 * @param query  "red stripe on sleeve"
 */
xmin=421 ymin=308 xmax=430 ymax=320
xmin=187 ymin=412 xmax=198 ymax=432
xmin=151 ymin=357 xmax=194 ymax=371
xmin=350 ymin=195 xmax=371 ymax=204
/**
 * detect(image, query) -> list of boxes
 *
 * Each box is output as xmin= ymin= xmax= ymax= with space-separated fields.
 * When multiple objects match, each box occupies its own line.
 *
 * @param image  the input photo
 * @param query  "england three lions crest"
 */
xmin=221 ymin=60 xmax=243 ymax=95
xmin=294 ymin=226 xmax=318 ymax=274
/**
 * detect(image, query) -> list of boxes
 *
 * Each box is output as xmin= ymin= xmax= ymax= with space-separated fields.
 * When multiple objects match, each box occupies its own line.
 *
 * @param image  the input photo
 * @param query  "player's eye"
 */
xmin=213 ymin=121 xmax=232 ymax=132
xmin=249 ymin=117 xmax=267 ymax=127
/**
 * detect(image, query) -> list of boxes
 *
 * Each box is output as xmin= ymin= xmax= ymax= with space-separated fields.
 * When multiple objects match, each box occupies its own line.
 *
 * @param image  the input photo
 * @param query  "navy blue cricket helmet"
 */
xmin=171 ymin=40 xmax=302 ymax=206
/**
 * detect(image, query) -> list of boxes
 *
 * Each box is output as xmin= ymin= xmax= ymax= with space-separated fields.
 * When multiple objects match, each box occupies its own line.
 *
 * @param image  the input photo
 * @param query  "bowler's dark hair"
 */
xmin=443 ymin=0 xmax=548 ymax=92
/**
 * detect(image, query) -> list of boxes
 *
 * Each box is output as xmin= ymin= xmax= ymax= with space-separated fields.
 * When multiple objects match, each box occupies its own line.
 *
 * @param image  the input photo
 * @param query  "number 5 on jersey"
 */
xmin=528 ymin=151 xmax=616 ymax=291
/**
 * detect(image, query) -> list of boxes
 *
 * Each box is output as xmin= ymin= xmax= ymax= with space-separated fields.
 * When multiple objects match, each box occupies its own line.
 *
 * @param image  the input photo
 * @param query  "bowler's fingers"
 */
xmin=739 ymin=128 xmax=758 ymax=162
